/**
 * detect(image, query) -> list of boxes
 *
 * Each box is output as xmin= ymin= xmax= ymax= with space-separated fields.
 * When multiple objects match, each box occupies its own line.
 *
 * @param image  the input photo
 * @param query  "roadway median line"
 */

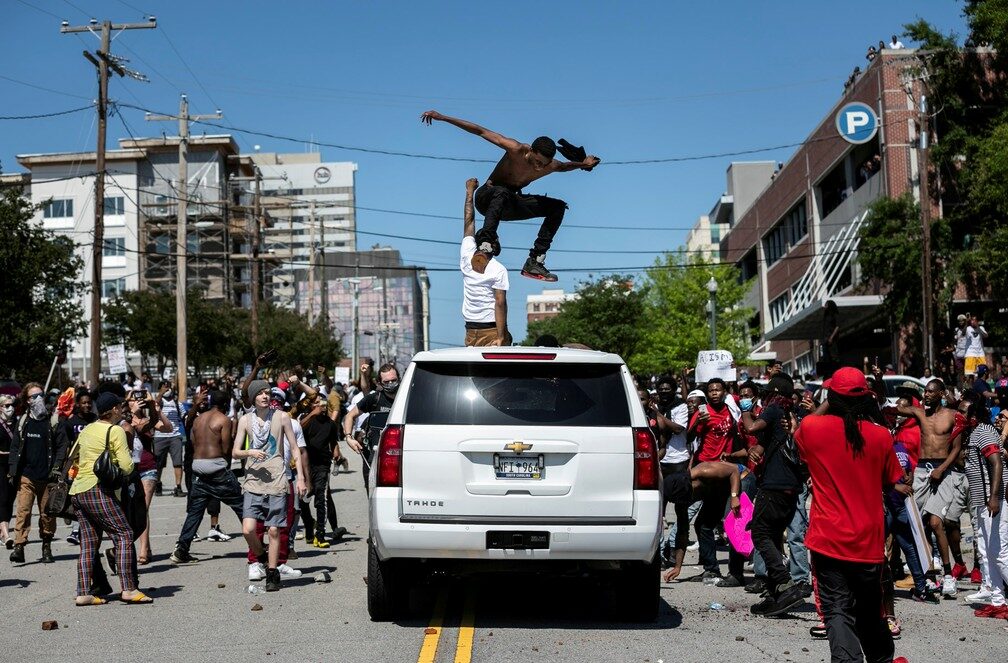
xmin=417 ymin=591 xmax=448 ymax=663
xmin=454 ymin=589 xmax=476 ymax=663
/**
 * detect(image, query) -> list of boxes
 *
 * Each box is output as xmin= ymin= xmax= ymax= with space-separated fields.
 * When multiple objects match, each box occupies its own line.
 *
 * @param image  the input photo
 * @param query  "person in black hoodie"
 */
xmin=9 ymin=382 xmax=58 ymax=564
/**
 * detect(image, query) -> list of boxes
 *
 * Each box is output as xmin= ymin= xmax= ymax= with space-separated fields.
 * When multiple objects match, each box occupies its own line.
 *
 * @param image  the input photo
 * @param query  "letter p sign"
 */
xmin=836 ymin=103 xmax=878 ymax=145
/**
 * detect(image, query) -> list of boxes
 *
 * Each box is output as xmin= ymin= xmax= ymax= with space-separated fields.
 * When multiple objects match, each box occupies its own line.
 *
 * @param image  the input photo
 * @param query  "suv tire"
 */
xmin=619 ymin=554 xmax=660 ymax=622
xmin=367 ymin=540 xmax=408 ymax=621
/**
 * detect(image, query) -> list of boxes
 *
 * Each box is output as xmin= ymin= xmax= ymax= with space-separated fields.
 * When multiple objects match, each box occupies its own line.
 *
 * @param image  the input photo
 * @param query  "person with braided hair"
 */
xmin=795 ymin=367 xmax=909 ymax=663
xmin=421 ymin=110 xmax=600 ymax=281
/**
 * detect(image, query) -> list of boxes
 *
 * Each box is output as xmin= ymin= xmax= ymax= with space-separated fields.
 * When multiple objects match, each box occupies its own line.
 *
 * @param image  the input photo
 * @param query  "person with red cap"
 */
xmin=794 ymin=367 xmax=909 ymax=663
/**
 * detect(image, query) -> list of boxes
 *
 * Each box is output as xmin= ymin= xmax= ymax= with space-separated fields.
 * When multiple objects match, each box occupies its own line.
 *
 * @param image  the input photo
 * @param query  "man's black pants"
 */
xmin=750 ymin=488 xmax=798 ymax=591
xmin=184 ymin=443 xmax=220 ymax=520
xmin=474 ymin=183 xmax=566 ymax=257
xmin=176 ymin=469 xmax=244 ymax=553
xmin=811 ymin=551 xmax=894 ymax=663
xmin=300 ymin=463 xmax=338 ymax=539
xmin=695 ymin=484 xmax=744 ymax=579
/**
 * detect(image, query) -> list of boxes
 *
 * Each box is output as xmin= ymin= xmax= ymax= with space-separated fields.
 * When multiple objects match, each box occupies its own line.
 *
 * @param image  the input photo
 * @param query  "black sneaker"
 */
xmin=794 ymin=580 xmax=813 ymax=598
xmin=154 ymin=482 xmax=162 ymax=497
xmin=9 ymin=543 xmax=25 ymax=564
xmin=687 ymin=570 xmax=723 ymax=583
xmin=714 ymin=575 xmax=743 ymax=588
xmin=750 ymin=595 xmax=778 ymax=615
xmin=521 ymin=255 xmax=558 ymax=282
xmin=744 ymin=578 xmax=767 ymax=594
xmin=265 ymin=568 xmax=281 ymax=592
xmin=809 ymin=624 xmax=827 ymax=639
xmin=331 ymin=527 xmax=348 ymax=542
xmin=40 ymin=540 xmax=54 ymax=564
xmin=763 ymin=581 xmax=807 ymax=617
xmin=910 ymin=587 xmax=940 ymax=604
xmin=170 ymin=547 xmax=196 ymax=564
xmin=173 ymin=486 xmax=186 ymax=497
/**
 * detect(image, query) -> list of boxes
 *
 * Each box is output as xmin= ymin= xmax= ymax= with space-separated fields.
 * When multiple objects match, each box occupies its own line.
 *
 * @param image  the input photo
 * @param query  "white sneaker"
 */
xmin=686 ymin=541 xmax=699 ymax=551
xmin=294 ymin=530 xmax=305 ymax=541
xmin=941 ymin=574 xmax=958 ymax=598
xmin=966 ymin=588 xmax=993 ymax=604
xmin=206 ymin=526 xmax=231 ymax=542
xmin=192 ymin=532 xmax=203 ymax=542
xmin=277 ymin=563 xmax=302 ymax=579
xmin=248 ymin=562 xmax=266 ymax=581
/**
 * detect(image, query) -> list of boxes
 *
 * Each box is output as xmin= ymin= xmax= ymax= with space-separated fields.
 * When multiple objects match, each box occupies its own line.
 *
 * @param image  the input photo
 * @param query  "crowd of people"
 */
xmin=2 ymin=332 xmax=1005 ymax=661
xmin=635 ymin=354 xmax=1006 ymax=662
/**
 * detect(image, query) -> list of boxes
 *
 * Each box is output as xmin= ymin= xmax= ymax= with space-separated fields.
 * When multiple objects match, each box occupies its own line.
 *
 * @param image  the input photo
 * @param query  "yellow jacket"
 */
xmin=69 ymin=421 xmax=134 ymax=495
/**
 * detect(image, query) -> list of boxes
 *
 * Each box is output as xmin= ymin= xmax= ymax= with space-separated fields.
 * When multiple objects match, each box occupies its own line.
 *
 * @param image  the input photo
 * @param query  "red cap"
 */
xmin=822 ymin=378 xmax=832 ymax=390
xmin=277 ymin=380 xmax=289 ymax=391
xmin=829 ymin=367 xmax=870 ymax=397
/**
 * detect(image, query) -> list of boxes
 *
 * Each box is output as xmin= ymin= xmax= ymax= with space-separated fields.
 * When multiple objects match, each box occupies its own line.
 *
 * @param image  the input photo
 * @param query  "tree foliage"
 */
xmin=525 ymin=275 xmax=647 ymax=360
xmin=0 ymin=187 xmax=86 ymax=377
xmin=523 ymin=255 xmax=752 ymax=375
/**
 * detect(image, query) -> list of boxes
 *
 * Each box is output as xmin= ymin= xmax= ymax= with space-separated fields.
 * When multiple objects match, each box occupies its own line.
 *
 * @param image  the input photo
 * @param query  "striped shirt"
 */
xmin=965 ymin=423 xmax=1003 ymax=508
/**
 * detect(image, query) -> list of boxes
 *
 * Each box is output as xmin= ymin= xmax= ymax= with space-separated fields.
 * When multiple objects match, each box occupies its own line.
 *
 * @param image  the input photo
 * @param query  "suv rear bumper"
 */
xmin=369 ymin=487 xmax=662 ymax=563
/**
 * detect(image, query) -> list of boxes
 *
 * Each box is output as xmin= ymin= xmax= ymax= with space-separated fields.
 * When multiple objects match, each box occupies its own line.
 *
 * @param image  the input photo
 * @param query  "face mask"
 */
xmin=739 ymin=398 xmax=754 ymax=412
xmin=382 ymin=380 xmax=400 ymax=394
xmin=0 ymin=405 xmax=12 ymax=422
xmin=657 ymin=391 xmax=673 ymax=404
xmin=30 ymin=396 xmax=47 ymax=419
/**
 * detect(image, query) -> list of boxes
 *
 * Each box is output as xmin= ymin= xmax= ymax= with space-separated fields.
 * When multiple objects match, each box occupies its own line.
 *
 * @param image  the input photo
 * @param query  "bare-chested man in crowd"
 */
xmin=897 ymin=378 xmax=968 ymax=598
xmin=171 ymin=390 xmax=244 ymax=564
xmin=421 ymin=110 xmax=600 ymax=282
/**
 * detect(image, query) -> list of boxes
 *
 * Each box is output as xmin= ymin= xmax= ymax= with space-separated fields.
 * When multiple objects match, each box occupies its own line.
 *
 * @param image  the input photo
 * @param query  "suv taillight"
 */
xmin=632 ymin=427 xmax=660 ymax=490
xmin=376 ymin=424 xmax=404 ymax=487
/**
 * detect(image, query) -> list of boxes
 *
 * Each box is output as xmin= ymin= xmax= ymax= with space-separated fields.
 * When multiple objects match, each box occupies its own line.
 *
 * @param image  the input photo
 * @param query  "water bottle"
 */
xmin=247 ymin=585 xmax=265 ymax=595
xmin=708 ymin=602 xmax=725 ymax=611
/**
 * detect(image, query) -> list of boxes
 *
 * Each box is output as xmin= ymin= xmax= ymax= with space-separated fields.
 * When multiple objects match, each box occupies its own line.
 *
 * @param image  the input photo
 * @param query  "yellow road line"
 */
xmin=417 ymin=591 xmax=448 ymax=663
xmin=454 ymin=589 xmax=476 ymax=663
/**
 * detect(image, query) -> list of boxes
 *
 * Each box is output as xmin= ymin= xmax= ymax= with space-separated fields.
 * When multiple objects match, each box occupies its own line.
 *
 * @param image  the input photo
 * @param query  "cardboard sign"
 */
xmin=106 ymin=344 xmax=128 ymax=374
xmin=333 ymin=366 xmax=351 ymax=385
xmin=695 ymin=350 xmax=737 ymax=383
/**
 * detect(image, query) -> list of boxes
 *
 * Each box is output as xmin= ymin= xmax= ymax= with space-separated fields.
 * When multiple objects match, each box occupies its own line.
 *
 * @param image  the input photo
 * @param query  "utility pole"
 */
xmin=145 ymin=94 xmax=221 ymax=399
xmin=252 ymin=168 xmax=262 ymax=350
xmin=317 ymin=201 xmax=330 ymax=327
xmin=307 ymin=202 xmax=316 ymax=326
xmin=61 ymin=16 xmax=156 ymax=386
xmin=918 ymin=93 xmax=935 ymax=369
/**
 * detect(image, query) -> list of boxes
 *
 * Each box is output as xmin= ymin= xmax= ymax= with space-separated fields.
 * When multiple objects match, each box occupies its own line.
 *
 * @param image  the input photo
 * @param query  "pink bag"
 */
xmin=723 ymin=492 xmax=755 ymax=557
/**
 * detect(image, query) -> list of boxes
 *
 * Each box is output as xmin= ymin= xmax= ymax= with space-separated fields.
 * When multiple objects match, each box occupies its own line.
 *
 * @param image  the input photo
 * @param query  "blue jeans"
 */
xmin=787 ymin=483 xmax=810 ymax=583
xmin=886 ymin=507 xmax=926 ymax=593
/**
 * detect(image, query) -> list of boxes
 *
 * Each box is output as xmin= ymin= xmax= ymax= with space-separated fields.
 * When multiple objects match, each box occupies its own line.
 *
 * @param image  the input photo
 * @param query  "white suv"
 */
xmin=366 ymin=346 xmax=663 ymax=621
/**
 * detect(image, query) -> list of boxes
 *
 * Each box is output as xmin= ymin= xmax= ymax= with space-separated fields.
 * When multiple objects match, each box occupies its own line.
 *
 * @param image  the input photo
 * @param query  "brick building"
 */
xmin=721 ymin=48 xmax=933 ymax=376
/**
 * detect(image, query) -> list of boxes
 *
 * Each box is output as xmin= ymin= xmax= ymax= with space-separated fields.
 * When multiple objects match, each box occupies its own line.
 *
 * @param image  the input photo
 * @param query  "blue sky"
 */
xmin=5 ymin=1 xmax=969 ymax=350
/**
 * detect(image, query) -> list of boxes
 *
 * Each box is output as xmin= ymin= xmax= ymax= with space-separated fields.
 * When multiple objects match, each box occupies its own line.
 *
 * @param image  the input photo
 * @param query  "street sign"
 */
xmin=106 ymin=344 xmax=128 ymax=374
xmin=835 ymin=102 xmax=878 ymax=144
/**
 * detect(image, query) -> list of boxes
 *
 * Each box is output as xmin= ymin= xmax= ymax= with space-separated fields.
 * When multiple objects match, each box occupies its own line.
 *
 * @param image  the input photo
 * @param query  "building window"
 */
xmin=153 ymin=235 xmax=170 ymax=255
xmin=763 ymin=200 xmax=808 ymax=266
xmin=769 ymin=291 xmax=791 ymax=328
xmin=103 ymin=196 xmax=125 ymax=215
xmin=103 ymin=237 xmax=125 ymax=257
xmin=710 ymin=225 xmax=721 ymax=243
xmin=102 ymin=277 xmax=126 ymax=299
xmin=42 ymin=198 xmax=74 ymax=218
xmin=795 ymin=352 xmax=814 ymax=378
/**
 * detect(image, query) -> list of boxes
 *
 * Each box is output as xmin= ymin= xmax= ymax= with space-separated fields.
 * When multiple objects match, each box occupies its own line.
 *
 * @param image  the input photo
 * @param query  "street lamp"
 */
xmin=707 ymin=276 xmax=718 ymax=350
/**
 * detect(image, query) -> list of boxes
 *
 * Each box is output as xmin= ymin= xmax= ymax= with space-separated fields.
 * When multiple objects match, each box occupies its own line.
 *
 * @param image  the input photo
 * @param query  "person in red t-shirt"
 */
xmin=794 ymin=367 xmax=908 ymax=663
xmin=686 ymin=378 xmax=740 ymax=583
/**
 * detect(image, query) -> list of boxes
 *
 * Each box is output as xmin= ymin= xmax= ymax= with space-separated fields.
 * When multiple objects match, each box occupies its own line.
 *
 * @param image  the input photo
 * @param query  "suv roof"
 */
xmin=410 ymin=346 xmax=626 ymax=365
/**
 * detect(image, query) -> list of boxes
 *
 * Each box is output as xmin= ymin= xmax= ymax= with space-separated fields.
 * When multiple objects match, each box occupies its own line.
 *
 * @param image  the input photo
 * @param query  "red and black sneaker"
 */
xmin=521 ymin=255 xmax=558 ymax=282
xmin=969 ymin=566 xmax=983 ymax=584
xmin=951 ymin=563 xmax=968 ymax=580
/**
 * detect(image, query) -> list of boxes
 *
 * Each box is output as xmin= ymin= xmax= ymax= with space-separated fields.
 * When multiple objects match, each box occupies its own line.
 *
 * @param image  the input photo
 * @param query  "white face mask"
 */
xmin=0 ymin=404 xmax=13 ymax=422
xmin=30 ymin=396 xmax=47 ymax=419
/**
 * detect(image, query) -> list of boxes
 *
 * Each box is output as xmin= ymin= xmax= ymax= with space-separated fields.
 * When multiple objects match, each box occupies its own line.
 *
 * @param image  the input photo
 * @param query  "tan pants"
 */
xmin=465 ymin=327 xmax=499 ymax=347
xmin=13 ymin=476 xmax=56 ymax=545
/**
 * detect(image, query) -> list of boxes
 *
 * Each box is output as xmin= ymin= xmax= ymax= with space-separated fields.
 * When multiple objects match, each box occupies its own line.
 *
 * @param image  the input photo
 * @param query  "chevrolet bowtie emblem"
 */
xmin=504 ymin=442 xmax=533 ymax=454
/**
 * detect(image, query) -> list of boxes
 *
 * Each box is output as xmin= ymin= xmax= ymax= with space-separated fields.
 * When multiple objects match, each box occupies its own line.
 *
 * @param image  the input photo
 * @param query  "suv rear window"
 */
xmin=405 ymin=362 xmax=630 ymax=427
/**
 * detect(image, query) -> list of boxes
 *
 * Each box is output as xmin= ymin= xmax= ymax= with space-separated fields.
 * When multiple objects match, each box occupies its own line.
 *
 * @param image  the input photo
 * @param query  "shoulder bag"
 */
xmin=94 ymin=425 xmax=126 ymax=489
xmin=43 ymin=438 xmax=80 ymax=519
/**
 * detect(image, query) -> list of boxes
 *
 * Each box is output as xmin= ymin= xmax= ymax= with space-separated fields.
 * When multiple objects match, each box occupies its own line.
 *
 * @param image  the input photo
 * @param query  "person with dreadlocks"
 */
xmin=741 ymin=374 xmax=809 ymax=616
xmin=421 ymin=110 xmax=600 ymax=282
xmin=795 ymin=367 xmax=910 ymax=663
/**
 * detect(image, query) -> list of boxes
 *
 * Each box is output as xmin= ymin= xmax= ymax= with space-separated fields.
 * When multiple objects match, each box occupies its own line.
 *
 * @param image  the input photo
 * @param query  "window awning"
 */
xmin=765 ymin=295 xmax=883 ymax=341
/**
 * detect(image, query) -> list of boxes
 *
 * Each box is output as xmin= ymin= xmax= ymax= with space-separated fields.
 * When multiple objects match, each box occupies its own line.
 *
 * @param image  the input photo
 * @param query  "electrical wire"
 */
xmin=0 ymin=74 xmax=94 ymax=101
xmin=0 ymin=104 xmax=95 ymax=121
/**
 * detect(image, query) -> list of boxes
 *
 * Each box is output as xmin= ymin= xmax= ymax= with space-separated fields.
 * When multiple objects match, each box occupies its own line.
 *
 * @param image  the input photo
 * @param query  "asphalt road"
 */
xmin=4 ymin=455 xmax=1006 ymax=662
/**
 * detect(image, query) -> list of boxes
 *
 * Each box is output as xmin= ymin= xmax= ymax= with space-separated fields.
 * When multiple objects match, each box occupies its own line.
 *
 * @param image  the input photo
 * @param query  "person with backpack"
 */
xmin=8 ymin=382 xmax=58 ymax=564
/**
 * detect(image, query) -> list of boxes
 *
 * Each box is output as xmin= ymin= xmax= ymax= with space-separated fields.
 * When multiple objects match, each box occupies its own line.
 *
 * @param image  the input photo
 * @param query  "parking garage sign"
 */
xmin=836 ymin=102 xmax=878 ymax=144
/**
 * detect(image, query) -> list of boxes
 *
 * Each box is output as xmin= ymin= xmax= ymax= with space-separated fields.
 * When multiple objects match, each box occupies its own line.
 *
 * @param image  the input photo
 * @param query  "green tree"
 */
xmin=0 ymin=187 xmax=86 ymax=377
xmin=630 ymin=253 xmax=753 ymax=375
xmin=524 ymin=275 xmax=647 ymax=360
xmin=104 ymin=289 xmax=177 ymax=370
xmin=257 ymin=305 xmax=344 ymax=370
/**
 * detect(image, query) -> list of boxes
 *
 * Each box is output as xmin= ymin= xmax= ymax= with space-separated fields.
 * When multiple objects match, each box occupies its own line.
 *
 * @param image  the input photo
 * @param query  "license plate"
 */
xmin=494 ymin=454 xmax=544 ymax=480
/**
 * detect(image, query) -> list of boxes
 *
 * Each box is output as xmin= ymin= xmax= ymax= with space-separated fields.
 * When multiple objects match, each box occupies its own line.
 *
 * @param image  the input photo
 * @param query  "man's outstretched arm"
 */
xmin=552 ymin=155 xmax=601 ymax=172
xmin=463 ymin=177 xmax=478 ymax=238
xmin=421 ymin=110 xmax=521 ymax=151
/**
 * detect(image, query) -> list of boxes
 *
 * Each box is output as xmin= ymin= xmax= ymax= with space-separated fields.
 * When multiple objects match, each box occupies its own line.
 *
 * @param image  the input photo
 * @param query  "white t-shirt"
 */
xmin=965 ymin=325 xmax=986 ymax=357
xmin=660 ymin=402 xmax=691 ymax=465
xmin=460 ymin=236 xmax=509 ymax=323
xmin=889 ymin=39 xmax=905 ymax=49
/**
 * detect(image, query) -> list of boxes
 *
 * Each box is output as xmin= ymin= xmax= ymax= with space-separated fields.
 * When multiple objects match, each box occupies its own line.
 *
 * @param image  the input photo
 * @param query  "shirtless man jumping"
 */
xmin=897 ymin=378 xmax=968 ymax=598
xmin=171 ymin=390 xmax=244 ymax=565
xmin=421 ymin=110 xmax=600 ymax=282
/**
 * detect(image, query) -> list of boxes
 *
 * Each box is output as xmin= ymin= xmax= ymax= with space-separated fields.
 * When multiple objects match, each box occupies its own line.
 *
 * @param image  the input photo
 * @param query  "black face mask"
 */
xmin=382 ymin=380 xmax=400 ymax=395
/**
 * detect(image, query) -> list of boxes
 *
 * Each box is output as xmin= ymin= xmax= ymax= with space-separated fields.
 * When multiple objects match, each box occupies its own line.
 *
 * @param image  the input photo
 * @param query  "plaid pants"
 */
xmin=71 ymin=485 xmax=137 ymax=596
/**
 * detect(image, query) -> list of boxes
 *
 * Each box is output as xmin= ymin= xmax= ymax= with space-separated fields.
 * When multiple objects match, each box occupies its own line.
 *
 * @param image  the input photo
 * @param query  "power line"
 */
xmin=0 ymin=74 xmax=94 ymax=101
xmin=0 ymin=103 xmax=95 ymax=120
xmin=13 ymin=0 xmax=63 ymax=20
